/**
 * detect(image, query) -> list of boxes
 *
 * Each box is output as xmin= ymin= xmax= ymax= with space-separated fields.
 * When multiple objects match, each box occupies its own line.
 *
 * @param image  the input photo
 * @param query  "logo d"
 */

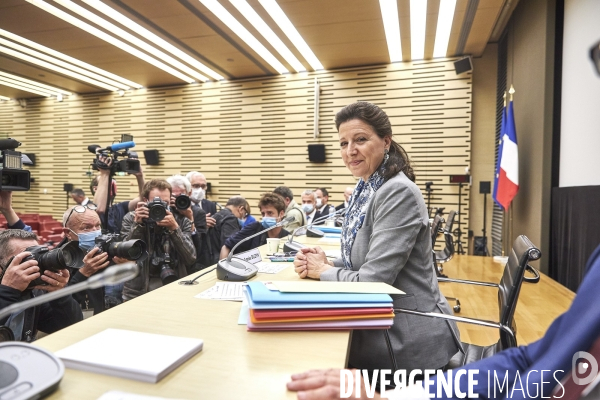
xmin=573 ymin=351 xmax=599 ymax=386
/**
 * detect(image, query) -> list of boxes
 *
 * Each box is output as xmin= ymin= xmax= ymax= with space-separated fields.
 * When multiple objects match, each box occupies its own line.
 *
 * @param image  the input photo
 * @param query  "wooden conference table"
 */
xmin=34 ymin=236 xmax=574 ymax=399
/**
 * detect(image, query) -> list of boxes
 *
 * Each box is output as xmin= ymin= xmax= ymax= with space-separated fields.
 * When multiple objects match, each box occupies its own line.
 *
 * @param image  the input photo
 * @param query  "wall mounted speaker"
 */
xmin=63 ymin=183 xmax=74 ymax=192
xmin=308 ymin=144 xmax=326 ymax=163
xmin=23 ymin=153 xmax=36 ymax=166
xmin=454 ymin=56 xmax=473 ymax=75
xmin=479 ymin=181 xmax=491 ymax=194
xmin=143 ymin=149 xmax=160 ymax=165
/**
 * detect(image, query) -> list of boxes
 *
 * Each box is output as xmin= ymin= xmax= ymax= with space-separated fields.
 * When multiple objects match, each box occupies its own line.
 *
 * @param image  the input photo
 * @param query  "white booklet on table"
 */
xmin=55 ymin=328 xmax=203 ymax=383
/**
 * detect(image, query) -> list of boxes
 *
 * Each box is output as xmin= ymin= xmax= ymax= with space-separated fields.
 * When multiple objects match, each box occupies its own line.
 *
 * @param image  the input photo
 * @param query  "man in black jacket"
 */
xmin=0 ymin=230 xmax=82 ymax=342
xmin=207 ymin=196 xmax=246 ymax=264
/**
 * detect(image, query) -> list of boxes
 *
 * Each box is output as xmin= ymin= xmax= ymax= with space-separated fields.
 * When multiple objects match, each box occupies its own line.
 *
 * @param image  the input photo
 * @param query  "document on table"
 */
xmin=195 ymin=282 xmax=246 ymax=301
xmin=255 ymin=261 xmax=290 ymax=274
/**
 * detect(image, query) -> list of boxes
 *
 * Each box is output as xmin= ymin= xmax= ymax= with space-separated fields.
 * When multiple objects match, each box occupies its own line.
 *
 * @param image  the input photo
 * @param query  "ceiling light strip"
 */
xmin=230 ymin=0 xmax=305 ymax=72
xmin=410 ymin=0 xmax=427 ymax=60
xmin=0 ymin=37 xmax=129 ymax=90
xmin=0 ymin=71 xmax=72 ymax=95
xmin=25 ymin=0 xmax=195 ymax=83
xmin=55 ymin=0 xmax=208 ymax=82
xmin=0 ymin=79 xmax=53 ymax=97
xmin=0 ymin=76 xmax=65 ymax=96
xmin=258 ymin=0 xmax=323 ymax=71
xmin=433 ymin=0 xmax=457 ymax=58
xmin=378 ymin=0 xmax=403 ymax=63
xmin=200 ymin=0 xmax=289 ymax=74
xmin=0 ymin=45 xmax=119 ymax=91
xmin=0 ymin=95 xmax=10 ymax=101
xmin=0 ymin=28 xmax=142 ymax=89
xmin=81 ymin=0 xmax=223 ymax=81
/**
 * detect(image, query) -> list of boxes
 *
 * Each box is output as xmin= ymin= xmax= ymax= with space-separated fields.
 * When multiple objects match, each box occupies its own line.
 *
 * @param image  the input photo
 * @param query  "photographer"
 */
xmin=121 ymin=179 xmax=196 ymax=301
xmin=0 ymin=230 xmax=82 ymax=342
xmin=167 ymin=175 xmax=208 ymax=273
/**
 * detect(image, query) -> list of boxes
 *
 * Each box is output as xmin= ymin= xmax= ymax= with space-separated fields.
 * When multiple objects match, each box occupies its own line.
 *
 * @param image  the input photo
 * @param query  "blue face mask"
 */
xmin=75 ymin=229 xmax=102 ymax=251
xmin=238 ymin=218 xmax=245 ymax=226
xmin=302 ymin=204 xmax=314 ymax=214
xmin=261 ymin=217 xmax=277 ymax=229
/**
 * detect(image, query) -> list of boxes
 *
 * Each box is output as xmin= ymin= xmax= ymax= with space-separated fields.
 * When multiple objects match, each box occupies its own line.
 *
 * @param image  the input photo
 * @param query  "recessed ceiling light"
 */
xmin=258 ymin=0 xmax=323 ymax=71
xmin=26 ymin=0 xmax=196 ymax=84
xmin=379 ymin=0 xmax=403 ymax=63
xmin=230 ymin=0 xmax=306 ymax=72
xmin=433 ymin=0 xmax=457 ymax=58
xmin=200 ymin=0 xmax=289 ymax=74
xmin=410 ymin=0 xmax=427 ymax=60
xmin=81 ymin=0 xmax=223 ymax=81
xmin=0 ymin=28 xmax=142 ymax=89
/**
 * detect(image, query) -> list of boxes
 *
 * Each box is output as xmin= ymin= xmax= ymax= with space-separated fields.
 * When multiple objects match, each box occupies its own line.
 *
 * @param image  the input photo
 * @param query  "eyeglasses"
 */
xmin=64 ymin=203 xmax=98 ymax=227
xmin=591 ymin=41 xmax=600 ymax=76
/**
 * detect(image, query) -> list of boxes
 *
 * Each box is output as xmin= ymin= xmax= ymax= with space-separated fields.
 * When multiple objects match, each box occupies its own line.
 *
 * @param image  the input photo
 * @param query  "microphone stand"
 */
xmin=283 ymin=208 xmax=346 ymax=253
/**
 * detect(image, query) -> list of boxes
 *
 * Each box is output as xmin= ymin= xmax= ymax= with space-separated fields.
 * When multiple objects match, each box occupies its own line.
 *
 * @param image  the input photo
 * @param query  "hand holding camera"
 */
xmin=170 ymin=194 xmax=192 ymax=221
xmin=80 ymin=246 xmax=110 ymax=278
xmin=1 ymin=251 xmax=40 ymax=292
xmin=156 ymin=210 xmax=178 ymax=231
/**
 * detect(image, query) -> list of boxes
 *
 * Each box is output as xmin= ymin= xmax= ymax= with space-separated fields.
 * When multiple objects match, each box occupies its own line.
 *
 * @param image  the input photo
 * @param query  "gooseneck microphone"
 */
xmin=216 ymin=216 xmax=295 ymax=281
xmin=283 ymin=208 xmax=346 ymax=253
xmin=0 ymin=263 xmax=139 ymax=322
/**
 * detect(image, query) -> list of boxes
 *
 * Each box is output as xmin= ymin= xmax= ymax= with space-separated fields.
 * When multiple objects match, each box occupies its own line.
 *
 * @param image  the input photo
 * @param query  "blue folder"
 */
xmin=246 ymin=282 xmax=392 ymax=309
xmin=316 ymin=227 xmax=342 ymax=234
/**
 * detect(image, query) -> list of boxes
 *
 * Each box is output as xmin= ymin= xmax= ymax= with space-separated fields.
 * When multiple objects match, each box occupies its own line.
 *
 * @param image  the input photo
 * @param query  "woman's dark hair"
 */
xmin=335 ymin=101 xmax=415 ymax=182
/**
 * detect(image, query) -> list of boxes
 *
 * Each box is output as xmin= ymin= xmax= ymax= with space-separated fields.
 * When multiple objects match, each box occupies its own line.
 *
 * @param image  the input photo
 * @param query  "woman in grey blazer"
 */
xmin=293 ymin=101 xmax=461 ymax=374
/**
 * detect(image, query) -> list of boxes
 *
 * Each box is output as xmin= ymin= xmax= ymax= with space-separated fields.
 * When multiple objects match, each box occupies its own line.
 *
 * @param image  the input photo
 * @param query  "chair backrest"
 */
xmin=497 ymin=235 xmax=542 ymax=348
xmin=444 ymin=211 xmax=456 ymax=233
xmin=430 ymin=215 xmax=444 ymax=247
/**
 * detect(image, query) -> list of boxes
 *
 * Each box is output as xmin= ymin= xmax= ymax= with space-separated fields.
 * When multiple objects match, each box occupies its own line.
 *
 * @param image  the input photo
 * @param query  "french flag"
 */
xmin=493 ymin=101 xmax=519 ymax=210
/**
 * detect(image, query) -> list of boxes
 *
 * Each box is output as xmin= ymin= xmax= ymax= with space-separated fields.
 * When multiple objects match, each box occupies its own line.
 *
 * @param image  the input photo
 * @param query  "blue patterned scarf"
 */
xmin=341 ymin=165 xmax=386 ymax=270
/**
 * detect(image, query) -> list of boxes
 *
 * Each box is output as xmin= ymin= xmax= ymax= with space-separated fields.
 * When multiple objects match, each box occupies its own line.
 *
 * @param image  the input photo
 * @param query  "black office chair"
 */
xmin=434 ymin=211 xmax=461 ymax=312
xmin=430 ymin=215 xmax=461 ymax=312
xmin=386 ymin=235 xmax=541 ymax=371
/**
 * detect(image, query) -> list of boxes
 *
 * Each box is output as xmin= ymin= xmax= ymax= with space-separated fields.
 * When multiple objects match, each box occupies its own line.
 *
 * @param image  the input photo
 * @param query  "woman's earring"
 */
xmin=384 ymin=148 xmax=389 ymax=163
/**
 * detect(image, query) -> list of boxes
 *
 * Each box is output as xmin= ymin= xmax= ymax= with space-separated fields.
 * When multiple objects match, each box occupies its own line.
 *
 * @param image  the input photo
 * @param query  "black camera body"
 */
xmin=94 ymin=233 xmax=147 ymax=262
xmin=0 ymin=138 xmax=31 ymax=191
xmin=145 ymin=197 xmax=169 ymax=222
xmin=92 ymin=157 xmax=140 ymax=174
xmin=23 ymin=242 xmax=84 ymax=288
xmin=89 ymin=135 xmax=140 ymax=175
xmin=174 ymin=194 xmax=191 ymax=210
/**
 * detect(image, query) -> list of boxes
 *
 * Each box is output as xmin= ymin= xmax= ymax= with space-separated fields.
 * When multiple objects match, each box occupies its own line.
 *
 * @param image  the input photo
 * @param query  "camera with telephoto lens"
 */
xmin=89 ymin=134 xmax=140 ymax=175
xmin=94 ymin=233 xmax=148 ymax=261
xmin=150 ymin=254 xmax=178 ymax=285
xmin=0 ymin=138 xmax=31 ymax=191
xmin=173 ymin=194 xmax=191 ymax=210
xmin=21 ymin=242 xmax=84 ymax=288
xmin=145 ymin=197 xmax=169 ymax=222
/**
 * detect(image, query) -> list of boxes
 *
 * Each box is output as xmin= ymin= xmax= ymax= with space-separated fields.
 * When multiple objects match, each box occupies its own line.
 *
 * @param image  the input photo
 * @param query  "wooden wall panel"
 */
xmin=0 ymin=59 xmax=471 ymax=236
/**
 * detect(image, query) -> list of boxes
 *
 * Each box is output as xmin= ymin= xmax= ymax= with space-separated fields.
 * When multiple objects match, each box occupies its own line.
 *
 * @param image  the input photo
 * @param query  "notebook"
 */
xmin=55 ymin=329 xmax=203 ymax=383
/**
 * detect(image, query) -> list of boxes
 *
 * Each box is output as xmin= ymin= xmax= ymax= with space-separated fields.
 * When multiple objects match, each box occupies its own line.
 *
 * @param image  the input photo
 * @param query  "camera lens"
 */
xmin=61 ymin=249 xmax=73 ymax=266
xmin=108 ymin=239 xmax=147 ymax=261
xmin=174 ymin=195 xmax=191 ymax=210
xmin=148 ymin=204 xmax=166 ymax=221
xmin=160 ymin=265 xmax=178 ymax=285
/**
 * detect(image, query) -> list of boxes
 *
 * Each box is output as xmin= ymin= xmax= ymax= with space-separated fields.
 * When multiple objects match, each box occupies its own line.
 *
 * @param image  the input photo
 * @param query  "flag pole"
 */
xmin=501 ymin=92 xmax=507 ymax=257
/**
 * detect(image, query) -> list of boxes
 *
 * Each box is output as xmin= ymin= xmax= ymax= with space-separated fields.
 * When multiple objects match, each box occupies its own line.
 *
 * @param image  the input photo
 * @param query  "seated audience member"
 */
xmin=92 ymin=154 xmax=145 ymax=234
xmin=167 ymin=174 xmax=207 ymax=273
xmin=121 ymin=179 xmax=196 ymax=301
xmin=315 ymin=188 xmax=335 ymax=217
xmin=294 ymin=102 xmax=459 ymax=375
xmin=186 ymin=171 xmax=217 ymax=229
xmin=335 ymin=187 xmax=354 ymax=211
xmin=0 ymin=230 xmax=82 ymax=342
xmin=241 ymin=200 xmax=256 ymax=227
xmin=301 ymin=190 xmax=320 ymax=225
xmin=220 ymin=193 xmax=290 ymax=258
xmin=288 ymin=242 xmax=600 ymax=399
xmin=70 ymin=188 xmax=90 ymax=206
xmin=274 ymin=186 xmax=306 ymax=231
xmin=207 ymin=196 xmax=246 ymax=265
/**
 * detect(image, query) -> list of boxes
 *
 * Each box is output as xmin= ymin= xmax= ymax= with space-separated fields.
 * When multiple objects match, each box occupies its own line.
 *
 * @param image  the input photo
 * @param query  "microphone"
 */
xmin=283 ymin=208 xmax=346 ymax=253
xmin=0 ymin=263 xmax=139 ymax=322
xmin=0 ymin=138 xmax=21 ymax=150
xmin=216 ymin=216 xmax=295 ymax=281
xmin=87 ymin=144 xmax=101 ymax=154
xmin=106 ymin=141 xmax=135 ymax=152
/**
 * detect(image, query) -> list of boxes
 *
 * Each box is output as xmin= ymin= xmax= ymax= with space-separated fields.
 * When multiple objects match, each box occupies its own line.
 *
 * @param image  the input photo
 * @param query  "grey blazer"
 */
xmin=320 ymin=172 xmax=461 ymax=372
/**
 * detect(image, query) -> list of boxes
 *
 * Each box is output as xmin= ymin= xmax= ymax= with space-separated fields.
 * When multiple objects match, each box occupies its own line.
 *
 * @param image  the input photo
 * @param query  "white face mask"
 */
xmin=190 ymin=188 xmax=205 ymax=203
xmin=315 ymin=198 xmax=322 ymax=208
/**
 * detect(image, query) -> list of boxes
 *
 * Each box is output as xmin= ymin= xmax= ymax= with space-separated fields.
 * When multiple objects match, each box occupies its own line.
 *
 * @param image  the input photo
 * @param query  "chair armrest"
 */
xmin=393 ymin=308 xmax=516 ymax=345
xmin=437 ymin=277 xmax=499 ymax=287
xmin=523 ymin=264 xmax=540 ymax=284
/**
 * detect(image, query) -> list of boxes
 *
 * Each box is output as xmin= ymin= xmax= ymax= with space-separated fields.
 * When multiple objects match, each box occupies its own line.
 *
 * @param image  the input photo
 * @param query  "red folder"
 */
xmin=252 ymin=307 xmax=393 ymax=320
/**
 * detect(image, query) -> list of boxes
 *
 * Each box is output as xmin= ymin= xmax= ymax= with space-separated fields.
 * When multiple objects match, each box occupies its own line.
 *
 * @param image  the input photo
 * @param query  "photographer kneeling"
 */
xmin=0 ymin=230 xmax=82 ymax=342
xmin=121 ymin=179 xmax=196 ymax=301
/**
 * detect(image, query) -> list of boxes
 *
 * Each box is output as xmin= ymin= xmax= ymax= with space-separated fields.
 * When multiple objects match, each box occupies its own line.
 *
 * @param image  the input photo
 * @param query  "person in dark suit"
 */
xmin=206 ymin=196 xmax=246 ymax=265
xmin=186 ymin=171 xmax=217 ymax=228
xmin=315 ymin=188 xmax=336 ymax=217
xmin=293 ymin=101 xmax=460 ymax=375
xmin=335 ymin=186 xmax=354 ymax=211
